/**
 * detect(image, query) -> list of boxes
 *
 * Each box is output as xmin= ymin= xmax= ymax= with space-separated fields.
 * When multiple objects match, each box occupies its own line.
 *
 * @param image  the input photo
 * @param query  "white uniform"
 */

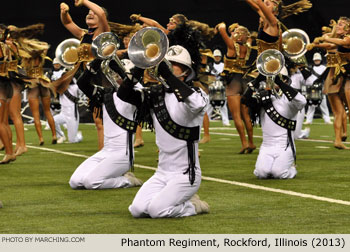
xmin=305 ymin=64 xmax=331 ymax=124
xmin=254 ymin=92 xmax=306 ymax=179
xmin=129 ymin=88 xmax=208 ymax=218
xmin=69 ymin=91 xmax=138 ymax=189
xmin=207 ymin=62 xmax=230 ymax=125
xmin=54 ymin=82 xmax=82 ymax=143
xmin=290 ymin=70 xmax=308 ymax=139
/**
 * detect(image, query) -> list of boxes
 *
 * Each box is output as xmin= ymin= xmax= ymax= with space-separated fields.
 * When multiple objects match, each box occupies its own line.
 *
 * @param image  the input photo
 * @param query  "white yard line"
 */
xmin=208 ymin=131 xmax=350 ymax=144
xmin=24 ymin=144 xmax=350 ymax=207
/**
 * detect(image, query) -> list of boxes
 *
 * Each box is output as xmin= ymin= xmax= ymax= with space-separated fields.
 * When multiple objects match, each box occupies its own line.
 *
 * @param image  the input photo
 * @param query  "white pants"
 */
xmin=207 ymin=101 xmax=230 ymax=125
xmin=129 ymin=170 xmax=200 ymax=218
xmin=294 ymin=107 xmax=305 ymax=139
xmin=54 ymin=106 xmax=82 ymax=143
xmin=305 ymin=95 xmax=331 ymax=123
xmin=69 ymin=147 xmax=131 ymax=189
xmin=254 ymin=144 xmax=297 ymax=179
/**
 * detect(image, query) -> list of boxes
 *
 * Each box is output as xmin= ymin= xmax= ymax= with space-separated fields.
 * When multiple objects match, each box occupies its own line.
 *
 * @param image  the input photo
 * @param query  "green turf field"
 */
xmin=0 ymin=119 xmax=349 ymax=234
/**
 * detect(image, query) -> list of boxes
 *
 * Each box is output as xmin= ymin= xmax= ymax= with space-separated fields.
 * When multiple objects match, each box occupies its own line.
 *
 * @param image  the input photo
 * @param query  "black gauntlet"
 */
xmin=274 ymin=75 xmax=298 ymax=101
xmin=157 ymin=61 xmax=194 ymax=102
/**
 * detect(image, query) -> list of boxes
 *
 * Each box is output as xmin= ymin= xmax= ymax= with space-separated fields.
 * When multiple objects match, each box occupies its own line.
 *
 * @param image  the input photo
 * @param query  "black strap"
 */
xmin=104 ymin=91 xmax=137 ymax=169
xmin=63 ymin=90 xmax=79 ymax=119
xmin=287 ymin=129 xmax=296 ymax=163
xmin=259 ymin=91 xmax=296 ymax=131
xmin=151 ymin=85 xmax=200 ymax=141
xmin=310 ymin=69 xmax=321 ymax=79
xmin=151 ymin=85 xmax=199 ymax=185
xmin=259 ymin=91 xmax=297 ymax=162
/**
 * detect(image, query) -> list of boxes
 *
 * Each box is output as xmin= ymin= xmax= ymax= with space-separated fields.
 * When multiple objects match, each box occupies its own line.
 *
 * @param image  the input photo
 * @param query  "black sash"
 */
xmin=151 ymin=85 xmax=199 ymax=185
xmin=260 ymin=91 xmax=297 ymax=162
xmin=63 ymin=90 xmax=79 ymax=119
xmin=104 ymin=91 xmax=137 ymax=169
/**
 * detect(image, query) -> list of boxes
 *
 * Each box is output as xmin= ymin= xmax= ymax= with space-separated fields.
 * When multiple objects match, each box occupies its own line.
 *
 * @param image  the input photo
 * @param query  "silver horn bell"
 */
xmin=128 ymin=27 xmax=169 ymax=69
xmin=256 ymin=49 xmax=285 ymax=95
xmin=91 ymin=32 xmax=120 ymax=59
xmin=282 ymin=28 xmax=310 ymax=59
xmin=91 ymin=32 xmax=125 ymax=88
xmin=257 ymin=49 xmax=285 ymax=77
xmin=55 ymin=38 xmax=80 ymax=69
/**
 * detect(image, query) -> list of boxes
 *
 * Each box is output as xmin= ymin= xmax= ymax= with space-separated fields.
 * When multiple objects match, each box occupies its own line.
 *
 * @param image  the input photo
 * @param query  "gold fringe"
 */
xmin=280 ymin=0 xmax=312 ymax=19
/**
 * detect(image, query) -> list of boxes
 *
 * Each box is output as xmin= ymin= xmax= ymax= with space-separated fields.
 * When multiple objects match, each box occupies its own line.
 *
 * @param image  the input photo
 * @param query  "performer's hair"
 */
xmin=279 ymin=0 xmax=312 ymax=20
xmin=339 ymin=16 xmax=350 ymax=32
xmin=17 ymin=38 xmax=50 ymax=60
xmin=101 ymin=7 xmax=109 ymax=19
xmin=108 ymin=22 xmax=142 ymax=39
xmin=8 ymin=23 xmax=45 ymax=40
xmin=171 ymin=14 xmax=216 ymax=40
xmin=228 ymin=23 xmax=251 ymax=38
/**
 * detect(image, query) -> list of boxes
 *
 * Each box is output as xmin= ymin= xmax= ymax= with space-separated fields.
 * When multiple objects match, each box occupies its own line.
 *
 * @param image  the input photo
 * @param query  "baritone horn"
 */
xmin=256 ymin=49 xmax=285 ymax=94
xmin=91 ymin=32 xmax=126 ymax=88
xmin=128 ymin=27 xmax=169 ymax=70
xmin=55 ymin=38 xmax=80 ymax=69
xmin=282 ymin=28 xmax=310 ymax=59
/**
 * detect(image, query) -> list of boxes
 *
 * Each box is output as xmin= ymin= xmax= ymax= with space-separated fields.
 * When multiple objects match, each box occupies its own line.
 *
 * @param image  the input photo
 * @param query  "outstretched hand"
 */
xmin=74 ymin=0 xmax=84 ymax=7
xmin=130 ymin=14 xmax=141 ymax=22
xmin=60 ymin=2 xmax=69 ymax=13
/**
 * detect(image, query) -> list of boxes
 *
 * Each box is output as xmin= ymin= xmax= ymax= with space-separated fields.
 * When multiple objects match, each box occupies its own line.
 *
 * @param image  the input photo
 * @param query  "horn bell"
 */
xmin=91 ymin=32 xmax=121 ymax=59
xmin=128 ymin=27 xmax=169 ymax=69
xmin=55 ymin=38 xmax=80 ymax=68
xmin=257 ymin=49 xmax=285 ymax=77
xmin=282 ymin=28 xmax=310 ymax=59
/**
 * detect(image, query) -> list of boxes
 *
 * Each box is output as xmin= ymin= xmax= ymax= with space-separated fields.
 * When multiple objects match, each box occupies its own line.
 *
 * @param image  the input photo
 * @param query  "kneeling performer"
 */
xmin=129 ymin=46 xmax=209 ymax=218
xmin=69 ymin=58 xmax=143 ymax=189
xmin=242 ymin=68 xmax=306 ymax=179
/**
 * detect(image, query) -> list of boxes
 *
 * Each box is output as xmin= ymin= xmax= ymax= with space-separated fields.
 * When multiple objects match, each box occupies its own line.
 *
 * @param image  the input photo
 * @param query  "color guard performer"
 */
xmin=308 ymin=17 xmax=350 ymax=149
xmin=58 ymin=0 xmax=110 ymax=150
xmin=216 ymin=22 xmax=256 ymax=153
xmin=0 ymin=24 xmax=16 ymax=163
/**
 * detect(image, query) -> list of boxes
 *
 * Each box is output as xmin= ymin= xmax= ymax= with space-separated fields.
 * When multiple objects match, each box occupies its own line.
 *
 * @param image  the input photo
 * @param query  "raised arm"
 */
xmin=216 ymin=23 xmax=235 ymax=51
xmin=246 ymin=0 xmax=259 ymax=11
xmin=323 ymin=35 xmax=350 ymax=47
xmin=60 ymin=2 xmax=84 ymax=39
xmin=78 ymin=0 xmax=110 ymax=34
xmin=130 ymin=14 xmax=168 ymax=34
xmin=254 ymin=0 xmax=278 ymax=27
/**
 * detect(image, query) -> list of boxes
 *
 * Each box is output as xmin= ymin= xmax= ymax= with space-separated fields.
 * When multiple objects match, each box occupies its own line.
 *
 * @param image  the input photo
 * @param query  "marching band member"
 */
xmin=54 ymin=77 xmax=83 ymax=144
xmin=59 ymin=0 xmax=110 ymax=150
xmin=129 ymin=45 xmax=209 ymax=218
xmin=197 ymin=49 xmax=214 ymax=144
xmin=216 ymin=22 xmax=256 ymax=153
xmin=304 ymin=53 xmax=332 ymax=125
xmin=242 ymin=68 xmax=306 ymax=179
xmin=308 ymin=17 xmax=350 ymax=149
xmin=208 ymin=49 xmax=230 ymax=126
xmin=286 ymin=58 xmax=309 ymax=139
xmin=69 ymin=58 xmax=144 ymax=189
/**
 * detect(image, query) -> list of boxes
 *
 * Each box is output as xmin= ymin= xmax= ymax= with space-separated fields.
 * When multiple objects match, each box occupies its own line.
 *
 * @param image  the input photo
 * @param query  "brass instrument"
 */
xmin=55 ymin=38 xmax=80 ymax=69
xmin=256 ymin=49 xmax=285 ymax=95
xmin=127 ymin=27 xmax=172 ymax=85
xmin=282 ymin=28 xmax=310 ymax=59
xmin=91 ymin=32 xmax=126 ymax=88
